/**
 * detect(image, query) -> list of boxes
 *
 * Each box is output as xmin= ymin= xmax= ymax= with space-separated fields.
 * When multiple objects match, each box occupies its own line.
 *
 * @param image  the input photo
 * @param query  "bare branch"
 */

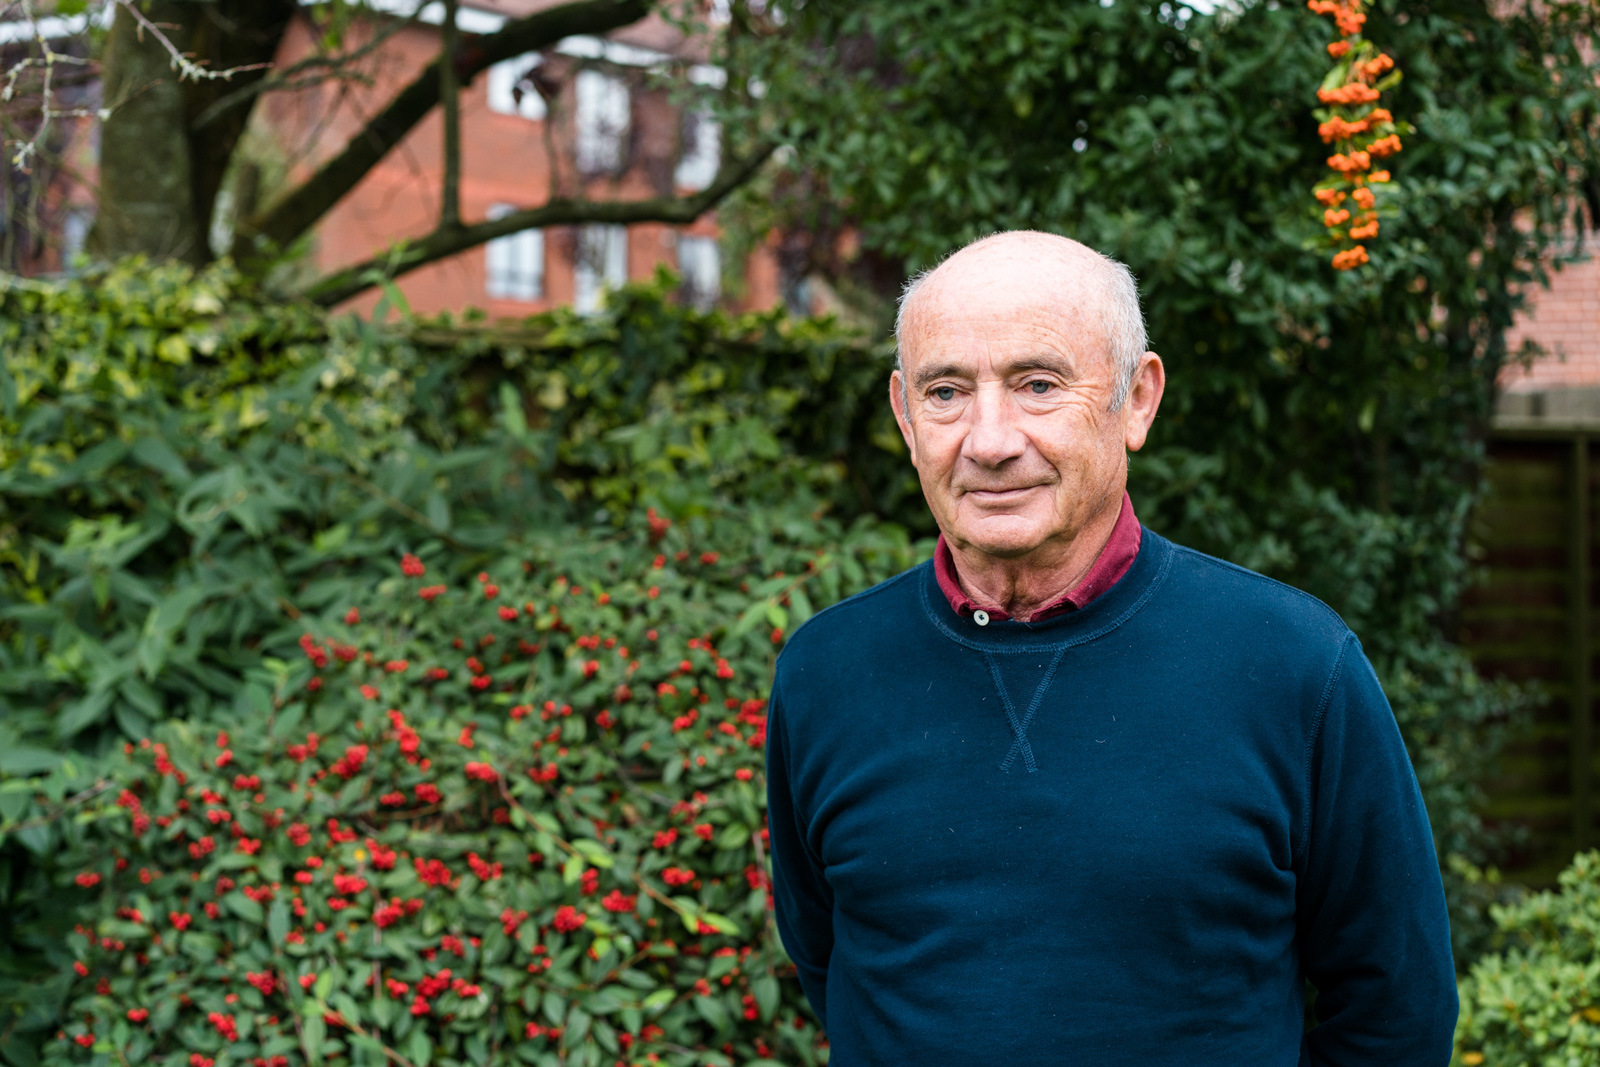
xmin=237 ymin=0 xmax=652 ymax=261
xmin=302 ymin=143 xmax=774 ymax=306
xmin=3 ymin=0 xmax=104 ymax=171
xmin=114 ymin=0 xmax=268 ymax=84
xmin=438 ymin=0 xmax=461 ymax=230
xmin=190 ymin=6 xmax=425 ymax=132
xmin=3 ymin=0 xmax=270 ymax=172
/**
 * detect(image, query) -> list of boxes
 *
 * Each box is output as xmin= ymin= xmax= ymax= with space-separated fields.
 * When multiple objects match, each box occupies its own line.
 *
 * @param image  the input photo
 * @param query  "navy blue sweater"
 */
xmin=766 ymin=528 xmax=1456 ymax=1066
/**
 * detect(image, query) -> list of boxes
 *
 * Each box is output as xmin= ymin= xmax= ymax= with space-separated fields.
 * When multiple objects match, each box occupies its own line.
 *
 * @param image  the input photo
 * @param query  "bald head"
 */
xmin=895 ymin=231 xmax=1147 ymax=411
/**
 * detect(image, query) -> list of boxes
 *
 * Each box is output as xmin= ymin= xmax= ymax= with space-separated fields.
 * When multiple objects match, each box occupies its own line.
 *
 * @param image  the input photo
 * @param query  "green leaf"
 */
xmin=692 ymin=994 xmax=729 ymax=1031
xmin=333 ymin=993 xmax=362 ymax=1028
xmin=0 ymin=747 xmax=62 ymax=776
xmin=564 ymin=1007 xmax=592 ymax=1046
xmin=302 ymin=1014 xmax=325 ymax=1065
xmin=55 ymin=689 xmax=113 ymax=740
xmin=640 ymin=989 xmax=675 ymax=1012
xmin=225 ymin=891 xmax=264 ymax=924
xmin=268 ymin=899 xmax=290 ymax=946
xmin=752 ymin=974 xmax=779 ymax=1020
xmin=572 ymin=839 xmax=613 ymax=868
xmin=500 ymin=383 xmax=528 ymax=439
xmin=698 ymin=912 xmax=741 ymax=936
xmin=348 ymin=1034 xmax=388 ymax=1058
xmin=130 ymin=436 xmax=192 ymax=485
xmin=562 ymin=853 xmax=585 ymax=884
xmin=406 ymin=1030 xmax=432 ymax=1067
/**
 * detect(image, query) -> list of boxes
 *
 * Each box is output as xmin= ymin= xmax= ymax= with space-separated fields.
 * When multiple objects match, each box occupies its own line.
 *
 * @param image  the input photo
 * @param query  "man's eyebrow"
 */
xmin=911 ymin=363 xmax=970 ymax=389
xmin=1004 ymin=355 xmax=1077 ymax=378
xmin=910 ymin=354 xmax=1077 ymax=390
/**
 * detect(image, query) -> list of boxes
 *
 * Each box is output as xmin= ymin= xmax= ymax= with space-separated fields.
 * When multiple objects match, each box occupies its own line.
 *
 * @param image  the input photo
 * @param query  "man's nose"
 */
xmin=961 ymin=382 xmax=1028 ymax=468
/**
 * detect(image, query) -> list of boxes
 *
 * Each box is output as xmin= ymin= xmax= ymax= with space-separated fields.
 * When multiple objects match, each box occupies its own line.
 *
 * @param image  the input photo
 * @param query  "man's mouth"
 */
xmin=962 ymin=485 xmax=1041 ymax=501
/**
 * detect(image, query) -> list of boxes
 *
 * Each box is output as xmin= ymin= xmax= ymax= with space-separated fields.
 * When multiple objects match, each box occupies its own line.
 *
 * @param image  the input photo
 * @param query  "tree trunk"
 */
xmin=90 ymin=0 xmax=294 ymax=266
xmin=91 ymin=1 xmax=204 ymax=263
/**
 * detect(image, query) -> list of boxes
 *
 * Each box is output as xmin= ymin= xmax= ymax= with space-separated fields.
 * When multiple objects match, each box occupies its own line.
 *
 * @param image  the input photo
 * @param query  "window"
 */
xmin=60 ymin=206 xmax=93 ymax=268
xmin=485 ymin=204 xmax=544 ymax=301
xmin=674 ymin=106 xmax=721 ymax=192
xmin=574 ymin=69 xmax=630 ymax=174
xmin=487 ymin=54 xmax=547 ymax=120
xmin=677 ymin=235 xmax=719 ymax=311
xmin=574 ymin=224 xmax=628 ymax=314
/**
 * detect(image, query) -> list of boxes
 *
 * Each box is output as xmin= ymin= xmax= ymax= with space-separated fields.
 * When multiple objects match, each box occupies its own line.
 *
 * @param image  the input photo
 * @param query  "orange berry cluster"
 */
xmin=1308 ymin=0 xmax=1403 ymax=270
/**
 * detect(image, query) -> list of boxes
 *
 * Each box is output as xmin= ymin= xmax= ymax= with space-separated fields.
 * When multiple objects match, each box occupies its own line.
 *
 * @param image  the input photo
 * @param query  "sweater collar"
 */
xmin=933 ymin=491 xmax=1142 ymax=622
xmin=920 ymin=524 xmax=1173 ymax=653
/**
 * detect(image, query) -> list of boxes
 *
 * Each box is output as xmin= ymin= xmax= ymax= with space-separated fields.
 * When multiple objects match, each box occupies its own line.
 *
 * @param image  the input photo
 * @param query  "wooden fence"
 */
xmin=1459 ymin=423 xmax=1594 ymax=884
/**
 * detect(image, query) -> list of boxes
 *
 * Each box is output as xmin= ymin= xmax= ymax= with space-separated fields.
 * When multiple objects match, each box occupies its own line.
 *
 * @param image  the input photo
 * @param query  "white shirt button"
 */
xmin=973 ymin=610 xmax=990 ymax=626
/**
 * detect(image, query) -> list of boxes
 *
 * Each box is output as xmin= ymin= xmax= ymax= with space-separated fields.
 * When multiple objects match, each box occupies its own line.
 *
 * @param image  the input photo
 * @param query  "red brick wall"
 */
xmin=1501 ymin=234 xmax=1600 ymax=393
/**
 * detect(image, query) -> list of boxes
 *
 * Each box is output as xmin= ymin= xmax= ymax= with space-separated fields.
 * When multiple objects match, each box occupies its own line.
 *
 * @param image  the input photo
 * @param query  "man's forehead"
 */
xmin=903 ymin=284 xmax=1106 ymax=364
xmin=905 ymin=247 xmax=1107 ymax=333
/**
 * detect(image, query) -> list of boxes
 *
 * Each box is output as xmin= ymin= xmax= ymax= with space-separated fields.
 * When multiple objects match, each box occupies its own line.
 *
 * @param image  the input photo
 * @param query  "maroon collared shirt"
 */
xmin=933 ymin=491 xmax=1142 ymax=622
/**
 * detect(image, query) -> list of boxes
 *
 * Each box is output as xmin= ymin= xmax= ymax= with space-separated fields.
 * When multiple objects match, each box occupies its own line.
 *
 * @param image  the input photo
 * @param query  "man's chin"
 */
xmin=946 ymin=515 xmax=1053 ymax=559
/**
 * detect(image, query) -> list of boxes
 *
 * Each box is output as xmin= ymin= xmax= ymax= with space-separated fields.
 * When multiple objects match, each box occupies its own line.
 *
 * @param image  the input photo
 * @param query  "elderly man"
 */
xmin=764 ymin=232 xmax=1457 ymax=1065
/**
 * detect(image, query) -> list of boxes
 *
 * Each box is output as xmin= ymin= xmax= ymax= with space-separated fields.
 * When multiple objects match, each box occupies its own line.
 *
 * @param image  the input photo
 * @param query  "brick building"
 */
xmin=1498 ymin=233 xmax=1600 ymax=419
xmin=1 ymin=0 xmax=788 ymax=317
xmin=242 ymin=0 xmax=786 ymax=317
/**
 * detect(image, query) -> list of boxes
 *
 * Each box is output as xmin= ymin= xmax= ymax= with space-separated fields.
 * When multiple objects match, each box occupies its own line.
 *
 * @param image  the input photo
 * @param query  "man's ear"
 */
xmin=889 ymin=370 xmax=918 ymax=462
xmin=1123 ymin=353 xmax=1166 ymax=453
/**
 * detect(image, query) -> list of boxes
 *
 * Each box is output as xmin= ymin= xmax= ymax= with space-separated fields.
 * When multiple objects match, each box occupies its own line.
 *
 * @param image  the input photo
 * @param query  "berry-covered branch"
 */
xmin=1308 ymin=0 xmax=1410 ymax=270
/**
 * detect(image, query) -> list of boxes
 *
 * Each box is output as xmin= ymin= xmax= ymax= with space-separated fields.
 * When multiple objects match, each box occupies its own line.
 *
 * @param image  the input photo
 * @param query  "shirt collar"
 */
xmin=933 ymin=491 xmax=1143 ymax=623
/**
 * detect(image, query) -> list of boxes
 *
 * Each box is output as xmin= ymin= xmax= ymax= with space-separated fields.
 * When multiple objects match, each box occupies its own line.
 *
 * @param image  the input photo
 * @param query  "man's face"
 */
xmin=890 ymin=261 xmax=1155 ymax=562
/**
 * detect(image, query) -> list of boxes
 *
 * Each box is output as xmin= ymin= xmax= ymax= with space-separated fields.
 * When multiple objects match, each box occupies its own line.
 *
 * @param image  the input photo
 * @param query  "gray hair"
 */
xmin=893 ymin=237 xmax=1147 ymax=416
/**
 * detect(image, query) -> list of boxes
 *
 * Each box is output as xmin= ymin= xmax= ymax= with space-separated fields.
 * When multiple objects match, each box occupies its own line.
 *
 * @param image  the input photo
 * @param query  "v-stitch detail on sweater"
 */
xmin=983 ymin=648 xmax=1068 ymax=772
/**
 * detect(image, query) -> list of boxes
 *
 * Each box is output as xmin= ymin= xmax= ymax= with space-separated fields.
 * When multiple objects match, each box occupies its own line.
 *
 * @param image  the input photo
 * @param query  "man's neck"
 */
xmin=945 ymin=492 xmax=1126 ymax=622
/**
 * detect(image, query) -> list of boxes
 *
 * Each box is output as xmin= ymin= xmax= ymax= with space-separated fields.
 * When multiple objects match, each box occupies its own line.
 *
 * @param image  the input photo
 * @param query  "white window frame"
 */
xmin=574 ymin=68 xmax=630 ymax=175
xmin=676 ymin=234 xmax=720 ymax=312
xmin=574 ymin=224 xmax=628 ymax=314
xmin=487 ymin=53 xmax=548 ymax=121
xmin=674 ymin=106 xmax=721 ymax=192
xmin=485 ymin=204 xmax=545 ymax=302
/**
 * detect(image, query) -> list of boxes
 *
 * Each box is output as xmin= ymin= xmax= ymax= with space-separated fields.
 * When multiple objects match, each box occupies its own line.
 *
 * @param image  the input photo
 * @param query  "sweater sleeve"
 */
xmin=1297 ymin=634 xmax=1458 ymax=1066
xmin=765 ymin=683 xmax=834 ymax=1026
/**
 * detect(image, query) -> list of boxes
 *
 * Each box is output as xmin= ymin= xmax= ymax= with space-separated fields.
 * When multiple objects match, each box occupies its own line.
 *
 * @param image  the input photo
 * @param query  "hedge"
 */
xmin=0 ymin=261 xmax=914 ymax=1065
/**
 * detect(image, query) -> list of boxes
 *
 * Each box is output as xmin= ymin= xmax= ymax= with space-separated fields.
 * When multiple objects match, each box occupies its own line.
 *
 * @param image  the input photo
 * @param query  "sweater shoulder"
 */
xmin=1162 ymin=539 xmax=1353 ymax=650
xmin=773 ymin=561 xmax=927 ymax=685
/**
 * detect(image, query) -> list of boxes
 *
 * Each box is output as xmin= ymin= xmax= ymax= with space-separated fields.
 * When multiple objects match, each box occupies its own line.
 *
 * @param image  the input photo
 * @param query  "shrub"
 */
xmin=0 ymin=261 xmax=908 ymax=1057
xmin=35 ymin=508 xmax=917 ymax=1067
xmin=1454 ymin=850 xmax=1600 ymax=1066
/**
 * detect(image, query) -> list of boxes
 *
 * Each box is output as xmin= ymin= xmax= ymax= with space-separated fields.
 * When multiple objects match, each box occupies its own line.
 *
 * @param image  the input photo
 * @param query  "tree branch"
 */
xmin=190 ymin=8 xmax=422 ymax=133
xmin=302 ymin=142 xmax=774 ymax=306
xmin=439 ymin=0 xmax=461 ymax=230
xmin=235 ymin=0 xmax=651 ymax=262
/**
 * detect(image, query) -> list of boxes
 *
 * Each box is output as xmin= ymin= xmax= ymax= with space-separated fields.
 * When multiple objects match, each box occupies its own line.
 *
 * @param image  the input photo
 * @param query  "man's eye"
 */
xmin=932 ymin=386 xmax=957 ymax=402
xmin=1027 ymin=380 xmax=1053 ymax=394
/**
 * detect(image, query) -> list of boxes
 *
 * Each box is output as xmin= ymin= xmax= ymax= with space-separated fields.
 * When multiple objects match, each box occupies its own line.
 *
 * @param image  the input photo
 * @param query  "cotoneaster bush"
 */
xmin=39 ymin=507 xmax=917 ymax=1067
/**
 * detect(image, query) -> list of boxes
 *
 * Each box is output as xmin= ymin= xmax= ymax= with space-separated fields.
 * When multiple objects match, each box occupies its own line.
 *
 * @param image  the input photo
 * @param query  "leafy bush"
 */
xmin=0 ymin=261 xmax=912 ymax=1063
xmin=32 ymin=508 xmax=916 ymax=1067
xmin=1454 ymin=850 xmax=1600 ymax=1066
